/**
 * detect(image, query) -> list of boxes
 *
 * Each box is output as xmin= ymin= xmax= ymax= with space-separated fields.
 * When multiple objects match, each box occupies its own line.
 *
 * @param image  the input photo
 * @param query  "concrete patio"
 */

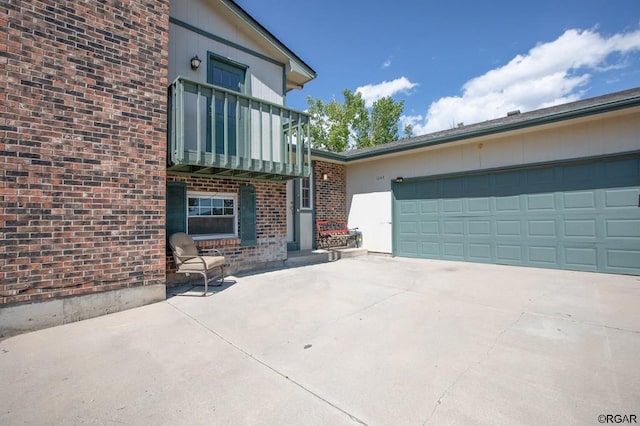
xmin=1 ymin=256 xmax=639 ymax=425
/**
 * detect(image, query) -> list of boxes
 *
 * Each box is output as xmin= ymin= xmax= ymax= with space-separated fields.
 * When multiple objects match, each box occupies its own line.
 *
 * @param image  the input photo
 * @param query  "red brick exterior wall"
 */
xmin=166 ymin=175 xmax=287 ymax=275
xmin=0 ymin=1 xmax=170 ymax=305
xmin=314 ymin=160 xmax=347 ymax=221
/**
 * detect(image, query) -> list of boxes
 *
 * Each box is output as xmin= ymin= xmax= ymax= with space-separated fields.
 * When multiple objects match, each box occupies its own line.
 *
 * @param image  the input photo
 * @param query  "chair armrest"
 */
xmin=198 ymin=248 xmax=223 ymax=257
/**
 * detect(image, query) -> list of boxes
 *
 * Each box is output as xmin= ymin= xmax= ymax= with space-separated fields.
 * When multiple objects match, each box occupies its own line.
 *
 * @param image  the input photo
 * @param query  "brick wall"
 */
xmin=166 ymin=175 xmax=287 ymax=275
xmin=314 ymin=160 xmax=347 ymax=221
xmin=313 ymin=160 xmax=348 ymax=248
xmin=0 ymin=1 xmax=170 ymax=305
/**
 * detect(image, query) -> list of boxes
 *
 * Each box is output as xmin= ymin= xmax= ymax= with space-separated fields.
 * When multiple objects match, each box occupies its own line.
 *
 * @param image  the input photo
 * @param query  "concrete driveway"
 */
xmin=1 ymin=256 xmax=639 ymax=425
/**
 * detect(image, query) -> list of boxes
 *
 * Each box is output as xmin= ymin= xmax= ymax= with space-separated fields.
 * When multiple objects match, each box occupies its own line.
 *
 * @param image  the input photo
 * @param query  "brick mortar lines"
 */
xmin=0 ymin=0 xmax=170 ymax=305
xmin=165 ymin=175 xmax=288 ymax=274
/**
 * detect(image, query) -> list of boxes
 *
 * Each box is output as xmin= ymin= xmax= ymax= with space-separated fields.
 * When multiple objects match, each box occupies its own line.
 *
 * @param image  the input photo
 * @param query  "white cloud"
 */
xmin=411 ymin=28 xmax=640 ymax=135
xmin=356 ymin=77 xmax=418 ymax=107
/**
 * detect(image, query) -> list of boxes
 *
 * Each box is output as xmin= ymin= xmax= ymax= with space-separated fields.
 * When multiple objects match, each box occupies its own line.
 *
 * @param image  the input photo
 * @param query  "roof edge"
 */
xmin=311 ymin=88 xmax=640 ymax=163
xmin=221 ymin=0 xmax=316 ymax=81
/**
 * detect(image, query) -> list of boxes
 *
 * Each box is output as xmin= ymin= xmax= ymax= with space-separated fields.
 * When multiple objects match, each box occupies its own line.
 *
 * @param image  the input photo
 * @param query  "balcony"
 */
xmin=168 ymin=76 xmax=311 ymax=180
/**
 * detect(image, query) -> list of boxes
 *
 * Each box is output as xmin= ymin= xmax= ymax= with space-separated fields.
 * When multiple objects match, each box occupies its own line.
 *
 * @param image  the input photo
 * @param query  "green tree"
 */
xmin=370 ymin=96 xmax=404 ymax=146
xmin=403 ymin=123 xmax=414 ymax=139
xmin=306 ymin=89 xmax=405 ymax=152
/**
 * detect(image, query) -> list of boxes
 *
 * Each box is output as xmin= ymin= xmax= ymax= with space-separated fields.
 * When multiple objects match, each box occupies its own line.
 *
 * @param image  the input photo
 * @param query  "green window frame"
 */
xmin=207 ymin=53 xmax=248 ymax=156
xmin=166 ymin=181 xmax=187 ymax=244
xmin=300 ymin=175 xmax=312 ymax=210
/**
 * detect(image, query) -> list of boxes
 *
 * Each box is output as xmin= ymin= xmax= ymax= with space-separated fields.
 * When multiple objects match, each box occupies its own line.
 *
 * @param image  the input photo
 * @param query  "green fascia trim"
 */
xmin=309 ymin=148 xmax=347 ymax=162
xmin=219 ymin=0 xmax=316 ymax=80
xmin=309 ymin=93 xmax=640 ymax=164
xmin=392 ymin=150 xmax=640 ymax=185
xmin=282 ymin=67 xmax=287 ymax=101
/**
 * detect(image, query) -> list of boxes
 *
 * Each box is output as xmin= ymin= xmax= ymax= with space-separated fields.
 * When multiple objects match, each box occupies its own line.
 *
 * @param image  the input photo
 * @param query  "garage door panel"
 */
xmin=443 ymin=242 xmax=464 ymax=258
xmin=606 ymin=219 xmax=640 ymax=238
xmin=605 ymin=188 xmax=638 ymax=207
xmin=393 ymin=155 xmax=640 ymax=275
xmin=467 ymin=198 xmax=491 ymax=213
xmin=420 ymin=200 xmax=439 ymax=214
xmin=563 ymin=219 xmax=597 ymax=238
xmin=468 ymin=243 xmax=492 ymax=261
xmin=528 ymin=246 xmax=558 ymax=265
xmin=563 ymin=191 xmax=596 ymax=209
xmin=421 ymin=241 xmax=440 ymax=257
xmin=398 ymin=200 xmax=418 ymax=214
xmin=527 ymin=193 xmax=556 ymax=210
xmin=496 ymin=220 xmax=521 ymax=236
xmin=421 ymin=220 xmax=440 ymax=235
xmin=399 ymin=240 xmax=419 ymax=256
xmin=443 ymin=221 xmax=464 ymax=236
xmin=496 ymin=244 xmax=523 ymax=262
xmin=495 ymin=196 xmax=521 ymax=212
xmin=399 ymin=221 xmax=418 ymax=234
xmin=443 ymin=199 xmax=464 ymax=214
xmin=605 ymin=249 xmax=640 ymax=271
xmin=527 ymin=220 xmax=556 ymax=237
xmin=564 ymin=247 xmax=598 ymax=270
xmin=468 ymin=220 xmax=491 ymax=236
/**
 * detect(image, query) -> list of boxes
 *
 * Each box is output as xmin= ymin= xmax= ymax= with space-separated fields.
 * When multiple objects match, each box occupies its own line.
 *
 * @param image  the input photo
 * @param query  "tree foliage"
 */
xmin=306 ymin=89 xmax=404 ymax=152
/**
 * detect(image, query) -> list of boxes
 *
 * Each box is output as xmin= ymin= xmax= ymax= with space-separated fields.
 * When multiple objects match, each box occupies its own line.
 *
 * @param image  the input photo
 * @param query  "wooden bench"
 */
xmin=316 ymin=219 xmax=360 ymax=249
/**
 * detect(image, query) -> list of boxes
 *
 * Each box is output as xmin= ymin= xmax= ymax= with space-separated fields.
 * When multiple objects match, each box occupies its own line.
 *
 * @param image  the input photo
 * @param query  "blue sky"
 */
xmin=237 ymin=0 xmax=640 ymax=136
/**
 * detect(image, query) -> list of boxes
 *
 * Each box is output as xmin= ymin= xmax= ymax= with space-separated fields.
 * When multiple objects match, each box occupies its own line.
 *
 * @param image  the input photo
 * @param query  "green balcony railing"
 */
xmin=168 ymin=76 xmax=311 ymax=180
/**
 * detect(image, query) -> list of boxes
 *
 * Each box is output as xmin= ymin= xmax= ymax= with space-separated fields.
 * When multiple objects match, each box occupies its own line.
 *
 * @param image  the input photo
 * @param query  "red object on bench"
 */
xmin=316 ymin=219 xmax=350 ymax=236
xmin=316 ymin=220 xmax=360 ymax=248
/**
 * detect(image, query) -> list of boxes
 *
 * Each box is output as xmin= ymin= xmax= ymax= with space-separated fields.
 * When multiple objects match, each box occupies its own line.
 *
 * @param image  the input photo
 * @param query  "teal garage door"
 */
xmin=392 ymin=155 xmax=640 ymax=275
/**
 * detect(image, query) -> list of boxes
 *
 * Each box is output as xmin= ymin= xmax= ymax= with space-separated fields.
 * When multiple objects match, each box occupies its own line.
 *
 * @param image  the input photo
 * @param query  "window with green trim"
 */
xmin=300 ymin=176 xmax=312 ymax=209
xmin=187 ymin=192 xmax=237 ymax=239
xmin=208 ymin=53 xmax=247 ymax=156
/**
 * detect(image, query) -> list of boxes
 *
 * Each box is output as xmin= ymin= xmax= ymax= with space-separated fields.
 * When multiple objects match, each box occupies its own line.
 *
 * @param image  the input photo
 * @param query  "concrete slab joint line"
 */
xmin=166 ymin=301 xmax=370 ymax=426
xmin=525 ymin=310 xmax=640 ymax=335
xmin=337 ymin=290 xmax=407 ymax=323
xmin=423 ymin=311 xmax=526 ymax=425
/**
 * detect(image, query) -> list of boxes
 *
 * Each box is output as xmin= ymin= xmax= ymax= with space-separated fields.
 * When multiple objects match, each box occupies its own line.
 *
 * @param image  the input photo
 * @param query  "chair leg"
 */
xmin=202 ymin=271 xmax=209 ymax=296
xmin=176 ymin=269 xmax=223 ymax=296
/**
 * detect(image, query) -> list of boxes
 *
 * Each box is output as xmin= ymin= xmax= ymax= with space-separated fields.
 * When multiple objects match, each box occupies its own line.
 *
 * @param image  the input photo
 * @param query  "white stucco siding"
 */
xmin=347 ymin=192 xmax=392 ymax=253
xmin=345 ymin=110 xmax=640 ymax=254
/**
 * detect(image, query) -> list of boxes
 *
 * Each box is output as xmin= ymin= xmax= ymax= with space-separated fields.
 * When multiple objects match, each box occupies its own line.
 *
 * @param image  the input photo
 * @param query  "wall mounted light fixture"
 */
xmin=323 ymin=173 xmax=328 ymax=181
xmin=396 ymin=177 xmax=404 ymax=183
xmin=190 ymin=55 xmax=202 ymax=71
